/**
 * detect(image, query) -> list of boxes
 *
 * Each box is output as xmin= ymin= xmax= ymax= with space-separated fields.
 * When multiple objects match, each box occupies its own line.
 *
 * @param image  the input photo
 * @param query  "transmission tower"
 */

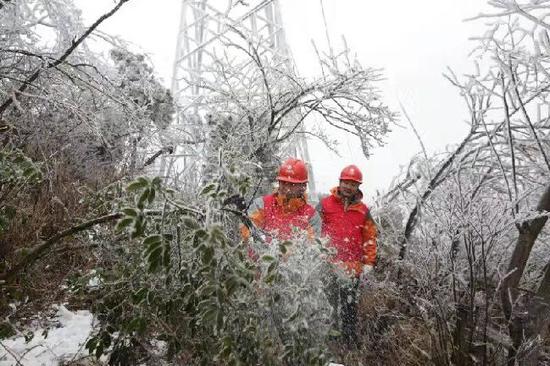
xmin=165 ymin=0 xmax=315 ymax=194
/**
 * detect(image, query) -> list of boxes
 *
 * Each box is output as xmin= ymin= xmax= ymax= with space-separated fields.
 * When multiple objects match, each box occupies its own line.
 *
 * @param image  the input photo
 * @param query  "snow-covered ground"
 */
xmin=0 ymin=305 xmax=94 ymax=366
xmin=0 ymin=305 xmax=346 ymax=366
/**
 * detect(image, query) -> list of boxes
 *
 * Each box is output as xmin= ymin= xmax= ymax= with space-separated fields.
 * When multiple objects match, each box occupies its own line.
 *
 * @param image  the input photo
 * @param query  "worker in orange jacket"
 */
xmin=317 ymin=164 xmax=377 ymax=347
xmin=241 ymin=158 xmax=320 ymax=245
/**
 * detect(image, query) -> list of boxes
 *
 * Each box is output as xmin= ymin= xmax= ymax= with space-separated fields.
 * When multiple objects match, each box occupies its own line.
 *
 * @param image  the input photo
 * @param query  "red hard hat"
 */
xmin=277 ymin=158 xmax=308 ymax=183
xmin=340 ymin=165 xmax=363 ymax=183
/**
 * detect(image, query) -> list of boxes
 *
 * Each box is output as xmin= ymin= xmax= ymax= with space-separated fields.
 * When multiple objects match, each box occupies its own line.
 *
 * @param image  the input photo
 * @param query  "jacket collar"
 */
xmin=330 ymin=187 xmax=364 ymax=211
xmin=274 ymin=192 xmax=308 ymax=213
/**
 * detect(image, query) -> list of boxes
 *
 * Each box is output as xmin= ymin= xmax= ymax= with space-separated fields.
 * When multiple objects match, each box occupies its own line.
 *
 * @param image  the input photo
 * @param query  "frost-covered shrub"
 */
xmin=83 ymin=177 xmax=334 ymax=365
xmin=0 ymin=147 xmax=42 ymax=258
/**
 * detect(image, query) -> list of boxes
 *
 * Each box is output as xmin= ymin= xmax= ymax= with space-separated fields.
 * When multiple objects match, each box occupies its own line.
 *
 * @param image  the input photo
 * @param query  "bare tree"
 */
xmin=162 ymin=27 xmax=396 ymax=194
xmin=374 ymin=2 xmax=550 ymax=364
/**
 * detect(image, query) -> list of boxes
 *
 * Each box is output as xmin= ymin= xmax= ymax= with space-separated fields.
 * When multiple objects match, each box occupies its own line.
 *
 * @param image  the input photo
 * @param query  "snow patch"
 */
xmin=87 ymin=269 xmax=102 ymax=288
xmin=0 ymin=305 xmax=94 ymax=366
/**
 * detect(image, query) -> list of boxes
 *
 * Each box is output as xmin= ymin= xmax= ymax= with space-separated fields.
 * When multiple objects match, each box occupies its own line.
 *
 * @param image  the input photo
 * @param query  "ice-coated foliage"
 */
xmin=0 ymin=148 xmax=42 ymax=239
xmin=77 ymin=177 xmax=337 ymax=365
xmin=5 ymin=1 xmax=550 ymax=365
xmin=163 ymin=25 xmax=397 ymax=192
xmin=368 ymin=2 xmax=550 ymax=364
xmin=0 ymin=0 xmax=173 ymax=182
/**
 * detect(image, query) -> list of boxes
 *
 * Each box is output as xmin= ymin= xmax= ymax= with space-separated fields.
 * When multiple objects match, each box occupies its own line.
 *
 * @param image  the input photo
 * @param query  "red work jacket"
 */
xmin=261 ymin=194 xmax=316 ymax=239
xmin=241 ymin=193 xmax=320 ymax=241
xmin=318 ymin=188 xmax=377 ymax=276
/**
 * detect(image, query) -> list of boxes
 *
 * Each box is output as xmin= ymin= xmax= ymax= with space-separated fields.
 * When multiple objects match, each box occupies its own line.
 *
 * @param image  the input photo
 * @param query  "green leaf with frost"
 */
xmin=115 ymin=217 xmax=134 ymax=232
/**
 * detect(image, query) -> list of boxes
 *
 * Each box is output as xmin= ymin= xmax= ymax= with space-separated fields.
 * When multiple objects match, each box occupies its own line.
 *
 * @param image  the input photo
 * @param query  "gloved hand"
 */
xmin=360 ymin=264 xmax=373 ymax=284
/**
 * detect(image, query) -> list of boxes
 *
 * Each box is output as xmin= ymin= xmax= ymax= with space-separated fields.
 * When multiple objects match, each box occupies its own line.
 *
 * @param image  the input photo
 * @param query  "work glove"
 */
xmin=359 ymin=264 xmax=373 ymax=285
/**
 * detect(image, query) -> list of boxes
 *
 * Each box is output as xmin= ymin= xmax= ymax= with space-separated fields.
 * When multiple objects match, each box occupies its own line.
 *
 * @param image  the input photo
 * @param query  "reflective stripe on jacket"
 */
xmin=318 ymin=187 xmax=377 ymax=276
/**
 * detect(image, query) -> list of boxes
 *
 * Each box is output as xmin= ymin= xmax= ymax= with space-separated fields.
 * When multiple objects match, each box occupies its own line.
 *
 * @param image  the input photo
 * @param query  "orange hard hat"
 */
xmin=277 ymin=158 xmax=308 ymax=183
xmin=340 ymin=165 xmax=363 ymax=183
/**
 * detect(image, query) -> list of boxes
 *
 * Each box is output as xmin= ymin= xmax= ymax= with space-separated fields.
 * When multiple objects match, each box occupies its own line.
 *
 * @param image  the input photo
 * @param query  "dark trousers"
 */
xmin=325 ymin=273 xmax=359 ymax=347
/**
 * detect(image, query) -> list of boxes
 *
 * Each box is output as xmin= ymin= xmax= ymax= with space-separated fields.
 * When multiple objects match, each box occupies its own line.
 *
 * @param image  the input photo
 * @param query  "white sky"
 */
xmin=74 ymin=0 xmax=492 ymax=200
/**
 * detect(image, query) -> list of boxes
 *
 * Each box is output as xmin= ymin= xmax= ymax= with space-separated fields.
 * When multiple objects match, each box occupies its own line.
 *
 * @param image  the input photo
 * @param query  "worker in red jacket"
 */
xmin=241 ymin=158 xmax=320 ymax=243
xmin=317 ymin=164 xmax=377 ymax=347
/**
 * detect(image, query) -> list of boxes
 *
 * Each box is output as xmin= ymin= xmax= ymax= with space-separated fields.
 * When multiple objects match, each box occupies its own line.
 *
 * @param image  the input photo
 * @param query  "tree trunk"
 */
xmin=452 ymin=302 xmax=472 ymax=366
xmin=517 ymin=261 xmax=550 ymax=366
xmin=500 ymin=184 xmax=550 ymax=365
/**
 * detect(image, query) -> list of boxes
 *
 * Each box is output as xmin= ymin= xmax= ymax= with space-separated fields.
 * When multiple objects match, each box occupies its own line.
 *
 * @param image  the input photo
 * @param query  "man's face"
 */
xmin=339 ymin=179 xmax=360 ymax=198
xmin=278 ymin=180 xmax=307 ymax=199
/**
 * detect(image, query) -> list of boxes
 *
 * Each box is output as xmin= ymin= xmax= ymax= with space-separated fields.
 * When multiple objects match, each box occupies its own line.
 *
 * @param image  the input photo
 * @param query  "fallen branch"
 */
xmin=0 ymin=208 xmax=176 ymax=282
xmin=0 ymin=212 xmax=122 ymax=282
